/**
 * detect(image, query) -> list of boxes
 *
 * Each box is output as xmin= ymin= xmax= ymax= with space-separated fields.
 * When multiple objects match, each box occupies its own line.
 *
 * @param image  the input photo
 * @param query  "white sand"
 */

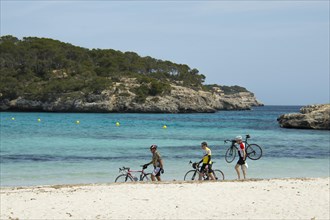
xmin=1 ymin=178 xmax=329 ymax=220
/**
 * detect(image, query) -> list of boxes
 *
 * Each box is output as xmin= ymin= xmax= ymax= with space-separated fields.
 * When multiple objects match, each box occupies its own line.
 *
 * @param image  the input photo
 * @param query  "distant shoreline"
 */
xmin=0 ymin=105 xmax=303 ymax=114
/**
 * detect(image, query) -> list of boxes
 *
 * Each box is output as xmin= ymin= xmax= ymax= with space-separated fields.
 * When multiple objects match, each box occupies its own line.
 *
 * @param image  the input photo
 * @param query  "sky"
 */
xmin=1 ymin=1 xmax=329 ymax=105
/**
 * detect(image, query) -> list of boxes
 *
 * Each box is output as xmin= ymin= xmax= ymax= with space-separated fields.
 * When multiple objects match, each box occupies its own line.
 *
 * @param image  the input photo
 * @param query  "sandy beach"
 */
xmin=1 ymin=177 xmax=329 ymax=220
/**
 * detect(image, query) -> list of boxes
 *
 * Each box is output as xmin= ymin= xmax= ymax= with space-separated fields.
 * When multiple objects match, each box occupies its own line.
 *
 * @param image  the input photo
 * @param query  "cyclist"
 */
xmin=198 ymin=142 xmax=215 ymax=180
xmin=143 ymin=144 xmax=164 ymax=181
xmin=235 ymin=136 xmax=247 ymax=179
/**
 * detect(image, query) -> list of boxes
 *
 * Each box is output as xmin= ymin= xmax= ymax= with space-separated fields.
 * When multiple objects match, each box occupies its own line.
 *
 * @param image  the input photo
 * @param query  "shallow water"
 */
xmin=1 ymin=106 xmax=329 ymax=186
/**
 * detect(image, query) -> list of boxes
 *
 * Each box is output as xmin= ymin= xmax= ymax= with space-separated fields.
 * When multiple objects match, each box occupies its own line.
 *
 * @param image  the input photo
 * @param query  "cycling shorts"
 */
xmin=237 ymin=157 xmax=246 ymax=165
xmin=200 ymin=163 xmax=213 ymax=173
xmin=152 ymin=167 xmax=161 ymax=177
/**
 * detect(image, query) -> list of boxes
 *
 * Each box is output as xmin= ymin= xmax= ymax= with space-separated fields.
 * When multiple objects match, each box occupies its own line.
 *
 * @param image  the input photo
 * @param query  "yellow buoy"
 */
xmin=76 ymin=120 xmax=80 ymax=124
xmin=37 ymin=118 xmax=41 ymax=122
xmin=116 ymin=122 xmax=120 ymax=127
xmin=11 ymin=117 xmax=15 ymax=120
xmin=163 ymin=125 xmax=167 ymax=129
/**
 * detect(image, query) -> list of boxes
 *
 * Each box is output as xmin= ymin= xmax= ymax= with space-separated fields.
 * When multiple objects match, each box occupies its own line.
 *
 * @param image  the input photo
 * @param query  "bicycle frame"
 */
xmin=188 ymin=161 xmax=212 ymax=180
xmin=118 ymin=166 xmax=148 ymax=181
xmin=224 ymin=134 xmax=262 ymax=163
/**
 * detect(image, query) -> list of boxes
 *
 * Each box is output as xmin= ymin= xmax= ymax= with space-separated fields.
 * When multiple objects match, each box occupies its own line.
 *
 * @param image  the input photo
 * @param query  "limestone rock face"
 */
xmin=277 ymin=104 xmax=330 ymax=130
xmin=0 ymin=79 xmax=263 ymax=113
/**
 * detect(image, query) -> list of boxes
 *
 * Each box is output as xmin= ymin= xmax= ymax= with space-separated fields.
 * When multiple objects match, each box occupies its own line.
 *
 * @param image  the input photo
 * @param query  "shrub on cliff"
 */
xmin=133 ymin=79 xmax=171 ymax=103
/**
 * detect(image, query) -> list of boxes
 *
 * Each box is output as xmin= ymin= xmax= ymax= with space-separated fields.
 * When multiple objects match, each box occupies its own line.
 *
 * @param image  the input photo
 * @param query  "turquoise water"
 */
xmin=1 ymin=106 xmax=329 ymax=186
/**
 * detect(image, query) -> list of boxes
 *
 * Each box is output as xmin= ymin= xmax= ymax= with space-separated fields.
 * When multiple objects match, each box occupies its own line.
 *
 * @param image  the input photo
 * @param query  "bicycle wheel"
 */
xmin=115 ymin=174 xmax=133 ymax=182
xmin=213 ymin=169 xmax=225 ymax=181
xmin=225 ymin=147 xmax=236 ymax=163
xmin=246 ymin=144 xmax=263 ymax=160
xmin=184 ymin=170 xmax=199 ymax=181
xmin=142 ymin=173 xmax=152 ymax=181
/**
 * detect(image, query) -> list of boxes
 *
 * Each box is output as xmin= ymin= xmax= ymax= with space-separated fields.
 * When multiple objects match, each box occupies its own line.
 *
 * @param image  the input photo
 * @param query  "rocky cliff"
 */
xmin=0 ymin=78 xmax=262 ymax=113
xmin=277 ymin=104 xmax=330 ymax=130
xmin=0 ymin=36 xmax=263 ymax=113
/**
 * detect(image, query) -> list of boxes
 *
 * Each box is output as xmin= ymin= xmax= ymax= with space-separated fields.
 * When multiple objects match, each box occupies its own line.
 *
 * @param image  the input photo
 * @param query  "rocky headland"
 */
xmin=277 ymin=104 xmax=330 ymax=130
xmin=0 ymin=35 xmax=262 ymax=113
xmin=0 ymin=78 xmax=262 ymax=113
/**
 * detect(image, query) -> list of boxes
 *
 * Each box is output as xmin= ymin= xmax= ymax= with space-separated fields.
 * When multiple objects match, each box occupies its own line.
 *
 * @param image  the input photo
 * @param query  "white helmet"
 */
xmin=235 ymin=136 xmax=242 ymax=141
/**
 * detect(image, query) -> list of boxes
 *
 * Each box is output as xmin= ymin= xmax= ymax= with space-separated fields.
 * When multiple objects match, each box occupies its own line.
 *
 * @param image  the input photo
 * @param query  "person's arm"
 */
xmin=205 ymin=148 xmax=212 ymax=164
xmin=143 ymin=161 xmax=152 ymax=169
xmin=157 ymin=153 xmax=164 ymax=173
xmin=159 ymin=159 xmax=164 ymax=170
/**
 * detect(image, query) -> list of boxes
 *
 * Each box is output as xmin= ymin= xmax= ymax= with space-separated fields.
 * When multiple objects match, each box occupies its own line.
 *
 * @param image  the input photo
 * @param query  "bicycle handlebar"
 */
xmin=224 ymin=139 xmax=235 ymax=143
xmin=119 ymin=165 xmax=149 ymax=172
xmin=119 ymin=166 xmax=130 ymax=172
xmin=224 ymin=135 xmax=251 ymax=143
xmin=140 ymin=165 xmax=148 ymax=170
xmin=188 ymin=160 xmax=216 ymax=170
xmin=189 ymin=161 xmax=200 ymax=169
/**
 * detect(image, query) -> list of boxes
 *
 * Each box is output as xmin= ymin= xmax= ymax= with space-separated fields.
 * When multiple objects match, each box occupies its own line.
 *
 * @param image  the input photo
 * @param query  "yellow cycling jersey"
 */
xmin=202 ymin=147 xmax=212 ymax=164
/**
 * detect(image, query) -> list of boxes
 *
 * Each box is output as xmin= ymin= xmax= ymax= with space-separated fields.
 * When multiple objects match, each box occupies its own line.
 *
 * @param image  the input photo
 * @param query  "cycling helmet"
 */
xmin=235 ymin=136 xmax=242 ymax=141
xmin=150 ymin=144 xmax=157 ymax=150
xmin=201 ymin=141 xmax=208 ymax=146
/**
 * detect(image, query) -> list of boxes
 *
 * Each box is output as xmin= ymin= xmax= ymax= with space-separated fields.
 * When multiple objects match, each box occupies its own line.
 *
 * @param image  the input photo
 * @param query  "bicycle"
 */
xmin=114 ymin=166 xmax=152 ymax=182
xmin=224 ymin=134 xmax=263 ymax=163
xmin=183 ymin=161 xmax=225 ymax=181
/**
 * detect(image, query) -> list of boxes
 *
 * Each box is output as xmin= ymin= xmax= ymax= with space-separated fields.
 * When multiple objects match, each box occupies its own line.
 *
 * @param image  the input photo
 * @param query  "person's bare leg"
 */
xmin=198 ymin=172 xmax=203 ymax=180
xmin=235 ymin=164 xmax=241 ymax=180
xmin=151 ymin=174 xmax=156 ymax=181
xmin=156 ymin=176 xmax=161 ymax=181
xmin=208 ymin=172 xmax=216 ymax=180
xmin=242 ymin=165 xmax=247 ymax=179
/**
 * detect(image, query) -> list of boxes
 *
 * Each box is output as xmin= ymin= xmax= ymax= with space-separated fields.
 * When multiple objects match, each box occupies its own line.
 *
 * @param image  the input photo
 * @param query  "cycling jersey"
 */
xmin=237 ymin=143 xmax=246 ymax=165
xmin=200 ymin=163 xmax=213 ymax=173
xmin=202 ymin=147 xmax=212 ymax=164
xmin=152 ymin=151 xmax=162 ymax=167
xmin=238 ymin=143 xmax=245 ymax=158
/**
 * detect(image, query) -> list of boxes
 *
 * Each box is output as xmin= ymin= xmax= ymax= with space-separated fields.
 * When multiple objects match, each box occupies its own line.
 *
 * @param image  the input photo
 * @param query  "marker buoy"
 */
xmin=116 ymin=122 xmax=120 ymax=126
xmin=11 ymin=117 xmax=15 ymax=120
xmin=37 ymin=118 xmax=41 ymax=122
xmin=76 ymin=120 xmax=80 ymax=124
xmin=163 ymin=125 xmax=167 ymax=129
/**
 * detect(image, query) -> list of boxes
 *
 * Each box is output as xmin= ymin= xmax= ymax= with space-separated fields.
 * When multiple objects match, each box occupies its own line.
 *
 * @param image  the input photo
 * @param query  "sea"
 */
xmin=0 ymin=106 xmax=329 ymax=187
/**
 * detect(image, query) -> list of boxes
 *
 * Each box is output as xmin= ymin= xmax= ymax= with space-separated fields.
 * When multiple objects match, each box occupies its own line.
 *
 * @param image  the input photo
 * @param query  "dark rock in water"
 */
xmin=277 ymin=104 xmax=330 ymax=130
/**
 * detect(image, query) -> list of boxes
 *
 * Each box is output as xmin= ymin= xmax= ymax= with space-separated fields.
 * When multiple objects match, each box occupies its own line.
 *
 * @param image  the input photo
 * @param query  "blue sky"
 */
xmin=1 ymin=1 xmax=329 ymax=105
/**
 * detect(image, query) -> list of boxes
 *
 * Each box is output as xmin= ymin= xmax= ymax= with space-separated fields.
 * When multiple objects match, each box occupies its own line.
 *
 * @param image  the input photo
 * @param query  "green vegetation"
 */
xmin=0 ymin=35 xmax=206 ymax=102
xmin=219 ymin=85 xmax=249 ymax=94
xmin=0 ymin=35 xmax=249 ymax=103
xmin=203 ymin=84 xmax=249 ymax=95
xmin=133 ymin=79 xmax=171 ymax=103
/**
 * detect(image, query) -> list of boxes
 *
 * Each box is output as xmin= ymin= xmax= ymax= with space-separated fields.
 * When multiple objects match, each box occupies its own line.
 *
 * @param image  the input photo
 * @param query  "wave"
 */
xmin=1 ymin=149 xmax=328 ymax=164
xmin=0 ymin=154 xmax=149 ymax=163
